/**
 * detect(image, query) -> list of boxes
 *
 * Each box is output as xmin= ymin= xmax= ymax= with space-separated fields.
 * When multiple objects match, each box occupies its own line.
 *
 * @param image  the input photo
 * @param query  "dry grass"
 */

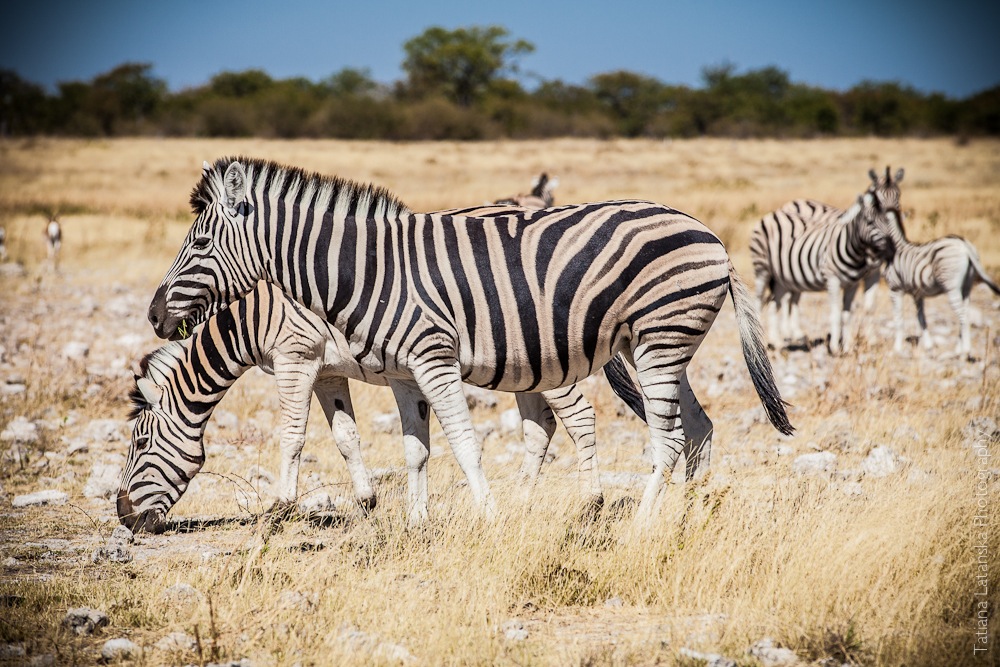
xmin=0 ymin=137 xmax=998 ymax=666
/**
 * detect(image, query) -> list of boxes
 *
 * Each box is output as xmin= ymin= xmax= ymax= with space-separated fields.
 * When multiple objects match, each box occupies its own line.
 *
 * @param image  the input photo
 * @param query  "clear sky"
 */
xmin=2 ymin=0 xmax=998 ymax=98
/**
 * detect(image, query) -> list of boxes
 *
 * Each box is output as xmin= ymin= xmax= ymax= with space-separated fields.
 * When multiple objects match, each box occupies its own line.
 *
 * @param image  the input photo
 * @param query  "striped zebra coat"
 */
xmin=148 ymin=157 xmax=792 ymax=524
xmin=873 ymin=202 xmax=1000 ymax=357
xmin=121 ymin=281 xmax=615 ymax=532
xmin=749 ymin=168 xmax=901 ymax=352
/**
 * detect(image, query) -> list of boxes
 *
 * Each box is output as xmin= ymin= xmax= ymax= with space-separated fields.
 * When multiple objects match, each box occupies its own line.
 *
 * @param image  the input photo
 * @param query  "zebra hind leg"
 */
xmin=389 ymin=380 xmax=432 ymax=527
xmin=314 ymin=377 xmax=376 ymax=513
xmin=627 ymin=345 xmax=686 ymax=527
xmin=679 ymin=371 xmax=713 ymax=481
xmin=542 ymin=386 xmax=603 ymax=509
xmin=915 ymin=297 xmax=934 ymax=351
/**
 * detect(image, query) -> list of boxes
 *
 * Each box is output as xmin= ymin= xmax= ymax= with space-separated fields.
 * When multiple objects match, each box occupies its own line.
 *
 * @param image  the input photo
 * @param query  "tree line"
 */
xmin=2 ymin=25 xmax=998 ymax=140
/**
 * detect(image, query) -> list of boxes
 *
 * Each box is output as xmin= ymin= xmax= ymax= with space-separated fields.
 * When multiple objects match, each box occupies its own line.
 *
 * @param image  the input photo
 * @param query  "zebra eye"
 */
xmin=192 ymin=237 xmax=211 ymax=251
xmin=135 ymin=435 xmax=150 ymax=450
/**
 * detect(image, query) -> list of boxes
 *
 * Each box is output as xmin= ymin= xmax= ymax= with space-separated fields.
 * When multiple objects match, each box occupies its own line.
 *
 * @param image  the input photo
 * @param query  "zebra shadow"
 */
xmin=164 ymin=510 xmax=351 ymax=534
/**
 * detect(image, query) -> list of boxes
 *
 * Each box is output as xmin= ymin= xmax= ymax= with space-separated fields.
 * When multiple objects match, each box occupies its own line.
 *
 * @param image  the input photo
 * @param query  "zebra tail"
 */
xmin=727 ymin=259 xmax=795 ymax=435
xmin=603 ymin=354 xmax=647 ymax=422
xmin=968 ymin=244 xmax=1000 ymax=295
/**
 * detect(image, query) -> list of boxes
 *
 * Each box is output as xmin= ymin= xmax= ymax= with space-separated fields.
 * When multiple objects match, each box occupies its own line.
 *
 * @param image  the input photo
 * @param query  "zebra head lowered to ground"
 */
xmin=149 ymin=157 xmax=793 ymax=525
xmin=493 ymin=173 xmax=559 ymax=208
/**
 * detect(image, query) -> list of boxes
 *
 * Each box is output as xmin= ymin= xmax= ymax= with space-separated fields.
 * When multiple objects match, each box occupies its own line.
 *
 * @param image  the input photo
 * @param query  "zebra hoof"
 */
xmin=357 ymin=494 xmax=377 ymax=515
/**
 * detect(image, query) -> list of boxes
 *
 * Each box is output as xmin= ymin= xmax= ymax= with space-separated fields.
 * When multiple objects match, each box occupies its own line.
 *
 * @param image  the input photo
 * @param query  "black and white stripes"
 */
xmin=147 ymin=157 xmax=792 ymax=523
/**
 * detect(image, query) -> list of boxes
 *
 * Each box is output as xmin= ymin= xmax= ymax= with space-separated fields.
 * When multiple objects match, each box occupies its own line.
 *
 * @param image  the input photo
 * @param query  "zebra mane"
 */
xmin=190 ymin=156 xmax=412 ymax=218
xmin=128 ymin=342 xmax=185 ymax=419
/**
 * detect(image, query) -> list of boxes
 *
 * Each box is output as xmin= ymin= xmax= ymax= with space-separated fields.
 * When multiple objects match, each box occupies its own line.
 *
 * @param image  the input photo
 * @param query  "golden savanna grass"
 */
xmin=0 ymin=137 xmax=998 ymax=666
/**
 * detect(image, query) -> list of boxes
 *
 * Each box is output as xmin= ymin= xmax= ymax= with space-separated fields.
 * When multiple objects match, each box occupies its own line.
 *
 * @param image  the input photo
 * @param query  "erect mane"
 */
xmin=128 ymin=342 xmax=185 ymax=419
xmin=190 ymin=156 xmax=412 ymax=217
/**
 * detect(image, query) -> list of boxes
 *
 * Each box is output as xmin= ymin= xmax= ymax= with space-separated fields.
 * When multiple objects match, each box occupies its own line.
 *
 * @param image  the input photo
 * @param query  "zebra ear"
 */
xmin=136 ymin=376 xmax=162 ymax=409
xmin=894 ymin=168 xmax=904 ymax=184
xmin=547 ymin=176 xmax=559 ymax=192
xmin=202 ymin=161 xmax=212 ymax=177
xmin=223 ymin=161 xmax=247 ymax=210
xmin=868 ymin=168 xmax=878 ymax=183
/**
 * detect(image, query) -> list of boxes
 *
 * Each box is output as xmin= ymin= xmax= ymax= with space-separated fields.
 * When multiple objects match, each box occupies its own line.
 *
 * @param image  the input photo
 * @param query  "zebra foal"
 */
xmin=872 ymin=199 xmax=1000 ymax=357
xmin=750 ymin=168 xmax=901 ymax=352
xmin=147 ymin=157 xmax=793 ymax=525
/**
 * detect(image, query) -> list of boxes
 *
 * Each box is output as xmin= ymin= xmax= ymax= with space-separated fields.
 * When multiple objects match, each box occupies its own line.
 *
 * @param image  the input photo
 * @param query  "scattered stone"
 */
xmin=501 ymin=619 xmax=529 ymax=641
xmin=1 ymin=417 xmax=38 ymax=444
xmin=112 ymin=525 xmax=135 ymax=544
xmin=3 ymin=443 xmax=32 ymax=465
xmin=963 ymin=416 xmax=999 ymax=444
xmin=3 ymin=556 xmax=19 ymax=567
xmin=774 ymin=444 xmax=794 ymax=456
xmin=299 ymin=492 xmax=333 ymax=515
xmin=161 ymin=583 xmax=203 ymax=607
xmin=1 ymin=381 xmax=25 ymax=395
xmin=840 ymin=481 xmax=864 ymax=497
xmin=154 ymin=631 xmax=197 ymax=653
xmin=83 ymin=460 xmax=124 ymax=499
xmin=114 ymin=333 xmax=147 ymax=350
xmin=464 ymin=386 xmax=498 ymax=409
xmin=100 ymin=638 xmax=139 ymax=661
xmin=65 ymin=438 xmax=90 ymax=455
xmin=747 ymin=638 xmax=798 ymax=667
xmin=474 ymin=422 xmax=496 ymax=441
xmin=302 ymin=452 xmax=318 ymax=463
xmin=499 ymin=408 xmax=521 ymax=434
xmin=678 ymin=647 xmax=737 ymax=667
xmin=63 ymin=607 xmax=109 ymax=635
xmin=0 ymin=644 xmax=26 ymax=659
xmin=277 ymin=590 xmax=318 ymax=613
xmin=371 ymin=411 xmax=400 ymax=434
xmin=213 ymin=409 xmax=240 ymax=430
xmin=339 ymin=625 xmax=416 ymax=664
xmin=12 ymin=490 xmax=68 ymax=507
xmin=603 ymin=596 xmax=624 ymax=608
xmin=83 ymin=419 xmax=124 ymax=443
xmin=29 ymin=654 xmax=55 ymax=667
xmin=246 ymin=465 xmax=275 ymax=485
xmin=202 ymin=660 xmax=252 ymax=667
xmin=860 ymin=446 xmax=902 ymax=478
xmin=92 ymin=529 xmax=133 ymax=565
xmin=791 ymin=451 xmax=837 ymax=476
xmin=60 ymin=341 xmax=90 ymax=361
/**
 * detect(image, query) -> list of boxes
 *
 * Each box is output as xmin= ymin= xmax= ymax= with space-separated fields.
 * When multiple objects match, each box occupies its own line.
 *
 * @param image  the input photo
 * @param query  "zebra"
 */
xmin=870 ymin=198 xmax=1000 ymax=357
xmin=120 ymin=280 xmax=622 ymax=532
xmin=147 ymin=157 xmax=793 ymax=524
xmin=749 ymin=167 xmax=901 ymax=352
xmin=0 ymin=226 xmax=7 ymax=262
xmin=493 ymin=173 xmax=558 ymax=208
xmin=45 ymin=217 xmax=61 ymax=265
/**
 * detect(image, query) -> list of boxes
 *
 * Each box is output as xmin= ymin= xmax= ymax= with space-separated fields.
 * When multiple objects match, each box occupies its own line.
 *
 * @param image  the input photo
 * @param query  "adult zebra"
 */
xmin=147 ymin=157 xmax=793 ymax=523
xmin=749 ymin=168 xmax=902 ymax=352
xmin=493 ymin=173 xmax=558 ymax=209
xmin=120 ymin=281 xmax=611 ymax=533
xmin=870 ymin=197 xmax=1000 ymax=357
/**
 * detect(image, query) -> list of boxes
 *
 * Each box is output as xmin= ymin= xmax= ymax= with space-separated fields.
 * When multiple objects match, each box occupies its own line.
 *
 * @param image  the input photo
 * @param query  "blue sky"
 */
xmin=2 ymin=0 xmax=998 ymax=98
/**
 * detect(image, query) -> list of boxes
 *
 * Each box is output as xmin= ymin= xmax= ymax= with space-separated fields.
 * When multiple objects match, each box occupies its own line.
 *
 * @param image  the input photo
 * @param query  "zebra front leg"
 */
xmin=839 ymin=280 xmax=859 ymax=352
xmin=948 ymin=288 xmax=972 ymax=356
xmin=313 ymin=377 xmax=376 ymax=513
xmin=827 ymin=277 xmax=845 ymax=354
xmin=915 ymin=297 xmax=934 ymax=351
xmin=763 ymin=284 xmax=783 ymax=350
xmin=629 ymin=346 xmax=685 ymax=527
xmin=890 ymin=289 xmax=906 ymax=353
xmin=542 ymin=386 xmax=603 ymax=506
xmin=513 ymin=392 xmax=555 ymax=498
xmin=788 ymin=292 xmax=805 ymax=344
xmin=680 ymin=371 xmax=713 ymax=481
xmin=412 ymin=362 xmax=495 ymax=518
xmin=861 ymin=269 xmax=880 ymax=312
xmin=270 ymin=357 xmax=321 ymax=518
xmin=388 ymin=381 xmax=432 ymax=527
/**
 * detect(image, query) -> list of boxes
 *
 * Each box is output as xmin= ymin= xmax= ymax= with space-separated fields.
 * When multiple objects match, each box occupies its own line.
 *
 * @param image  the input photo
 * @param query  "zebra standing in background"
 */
xmin=120 ymin=282 xmax=623 ymax=532
xmin=0 ymin=226 xmax=7 ymax=262
xmin=749 ymin=168 xmax=901 ymax=352
xmin=147 ymin=157 xmax=793 ymax=524
xmin=45 ymin=217 xmax=61 ymax=268
xmin=494 ymin=173 xmax=558 ymax=208
xmin=870 ymin=197 xmax=1000 ymax=357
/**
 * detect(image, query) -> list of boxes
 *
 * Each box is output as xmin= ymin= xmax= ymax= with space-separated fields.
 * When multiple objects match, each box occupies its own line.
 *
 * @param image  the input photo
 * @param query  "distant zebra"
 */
xmin=749 ymin=168 xmax=901 ymax=352
xmin=121 ymin=281 xmax=617 ymax=532
xmin=0 ymin=226 xmax=7 ymax=262
xmin=872 ymin=199 xmax=1000 ymax=357
xmin=45 ymin=217 xmax=61 ymax=265
xmin=494 ymin=173 xmax=558 ymax=208
xmin=148 ymin=157 xmax=793 ymax=524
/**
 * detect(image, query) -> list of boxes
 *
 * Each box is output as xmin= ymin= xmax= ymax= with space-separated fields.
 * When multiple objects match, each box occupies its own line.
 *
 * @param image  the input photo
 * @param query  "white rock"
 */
xmin=860 ymin=446 xmax=901 ymax=478
xmin=114 ymin=333 xmax=147 ymax=350
xmin=61 ymin=341 xmax=90 ymax=361
xmin=603 ymin=596 xmax=624 ymax=608
xmin=499 ymin=408 xmax=521 ymax=434
xmin=12 ymin=490 xmax=67 ymax=507
xmin=679 ymin=647 xmax=737 ymax=667
xmin=474 ymin=422 xmax=496 ymax=441
xmin=246 ymin=465 xmax=275 ymax=485
xmin=0 ymin=644 xmax=26 ymax=659
xmin=83 ymin=419 xmax=125 ymax=442
xmin=112 ymin=525 xmax=134 ymax=544
xmin=213 ymin=409 xmax=239 ymax=430
xmin=100 ymin=638 xmax=139 ymax=661
xmin=339 ymin=625 xmax=416 ymax=664
xmin=63 ymin=607 xmax=109 ymax=635
xmin=64 ymin=438 xmax=89 ymax=455
xmin=774 ymin=445 xmax=794 ymax=456
xmin=155 ymin=631 xmax=197 ymax=652
xmin=1 ymin=417 xmax=38 ymax=444
xmin=84 ymin=461 xmax=124 ymax=499
xmin=0 ymin=382 xmax=25 ymax=395
xmin=371 ymin=411 xmax=400 ymax=434
xmin=3 ymin=556 xmax=19 ymax=567
xmin=277 ymin=590 xmax=318 ymax=612
xmin=464 ymin=386 xmax=498 ymax=409
xmin=747 ymin=638 xmax=798 ymax=667
xmin=161 ymin=583 xmax=203 ymax=606
xmin=299 ymin=492 xmax=334 ymax=515
xmin=501 ymin=619 xmax=528 ymax=641
xmin=791 ymin=451 xmax=837 ymax=475
xmin=841 ymin=481 xmax=864 ymax=497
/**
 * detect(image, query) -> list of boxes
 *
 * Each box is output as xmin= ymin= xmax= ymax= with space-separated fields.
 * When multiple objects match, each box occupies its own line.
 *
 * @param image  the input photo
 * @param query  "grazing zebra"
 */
xmin=749 ymin=168 xmax=901 ymax=352
xmin=147 ymin=157 xmax=793 ymax=524
xmin=871 ymin=199 xmax=1000 ymax=357
xmin=0 ymin=226 xmax=7 ymax=262
xmin=494 ymin=173 xmax=558 ymax=208
xmin=121 ymin=280 xmax=618 ymax=532
xmin=45 ymin=217 xmax=61 ymax=265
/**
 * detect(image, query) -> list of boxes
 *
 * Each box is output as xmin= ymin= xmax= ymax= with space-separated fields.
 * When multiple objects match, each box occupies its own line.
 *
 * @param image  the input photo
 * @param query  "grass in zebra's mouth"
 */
xmin=0 ymin=137 xmax=996 ymax=666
